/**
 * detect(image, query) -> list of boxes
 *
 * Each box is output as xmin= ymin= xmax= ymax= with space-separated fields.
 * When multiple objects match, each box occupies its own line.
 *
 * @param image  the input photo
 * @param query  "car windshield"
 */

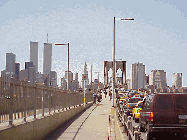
xmin=175 ymin=94 xmax=187 ymax=110
xmin=128 ymin=98 xmax=141 ymax=103
xmin=137 ymin=103 xmax=143 ymax=108
xmin=155 ymin=95 xmax=173 ymax=109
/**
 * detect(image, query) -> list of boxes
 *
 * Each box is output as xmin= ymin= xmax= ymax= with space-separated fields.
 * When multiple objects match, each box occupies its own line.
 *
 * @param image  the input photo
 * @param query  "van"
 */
xmin=139 ymin=93 xmax=187 ymax=140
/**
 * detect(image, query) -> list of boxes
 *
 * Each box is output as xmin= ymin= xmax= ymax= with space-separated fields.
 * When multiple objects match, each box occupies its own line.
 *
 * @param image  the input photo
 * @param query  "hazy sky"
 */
xmin=0 ymin=0 xmax=187 ymax=86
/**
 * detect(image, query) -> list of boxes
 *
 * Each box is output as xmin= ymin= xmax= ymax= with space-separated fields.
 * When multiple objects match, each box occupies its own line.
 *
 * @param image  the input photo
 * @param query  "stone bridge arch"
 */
xmin=104 ymin=61 xmax=126 ymax=86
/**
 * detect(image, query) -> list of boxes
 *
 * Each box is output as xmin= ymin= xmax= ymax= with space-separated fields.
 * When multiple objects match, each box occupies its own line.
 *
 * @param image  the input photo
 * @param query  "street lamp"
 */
xmin=55 ymin=42 xmax=70 ymax=109
xmin=112 ymin=17 xmax=134 ymax=107
xmin=55 ymin=43 xmax=70 ymax=91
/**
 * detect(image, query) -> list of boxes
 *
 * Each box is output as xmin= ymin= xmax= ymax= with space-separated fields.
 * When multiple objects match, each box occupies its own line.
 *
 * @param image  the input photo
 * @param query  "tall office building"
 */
xmin=82 ymin=62 xmax=89 ymax=88
xmin=24 ymin=62 xmax=36 ymax=83
xmin=15 ymin=63 xmax=20 ymax=80
xmin=61 ymin=77 xmax=67 ymax=90
xmin=65 ymin=71 xmax=73 ymax=81
xmin=75 ymin=73 xmax=78 ymax=82
xmin=25 ymin=62 xmax=33 ymax=70
xmin=149 ymin=70 xmax=167 ymax=89
xmin=50 ymin=71 xmax=57 ymax=87
xmin=172 ymin=73 xmax=182 ymax=88
xmin=29 ymin=67 xmax=36 ymax=83
xmin=74 ymin=73 xmax=79 ymax=90
xmin=43 ymin=43 xmax=52 ymax=75
xmin=19 ymin=69 xmax=28 ymax=81
xmin=131 ymin=62 xmax=146 ymax=90
xmin=30 ymin=41 xmax=38 ymax=72
xmin=6 ymin=53 xmax=16 ymax=75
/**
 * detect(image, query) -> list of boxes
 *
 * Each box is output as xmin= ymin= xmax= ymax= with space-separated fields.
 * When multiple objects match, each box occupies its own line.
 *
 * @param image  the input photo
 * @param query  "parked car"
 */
xmin=124 ymin=96 xmax=142 ymax=116
xmin=132 ymin=101 xmax=143 ymax=123
xmin=139 ymin=93 xmax=187 ymax=140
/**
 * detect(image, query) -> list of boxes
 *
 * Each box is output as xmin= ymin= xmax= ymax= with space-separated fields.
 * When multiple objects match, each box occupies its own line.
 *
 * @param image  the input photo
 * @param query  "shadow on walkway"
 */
xmin=42 ymin=104 xmax=94 ymax=140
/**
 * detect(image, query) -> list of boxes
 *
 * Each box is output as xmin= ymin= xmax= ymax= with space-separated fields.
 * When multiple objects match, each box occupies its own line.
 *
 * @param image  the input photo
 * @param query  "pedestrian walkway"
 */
xmin=73 ymin=94 xmax=115 ymax=140
xmin=44 ymin=93 xmax=116 ymax=140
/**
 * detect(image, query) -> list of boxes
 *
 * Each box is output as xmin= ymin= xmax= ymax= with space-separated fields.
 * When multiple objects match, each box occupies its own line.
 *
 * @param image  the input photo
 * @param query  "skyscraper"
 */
xmin=131 ymin=62 xmax=146 ymax=90
xmin=149 ymin=70 xmax=167 ymax=89
xmin=43 ymin=43 xmax=52 ymax=75
xmin=30 ymin=41 xmax=38 ymax=72
xmin=172 ymin=73 xmax=182 ymax=88
xmin=82 ymin=61 xmax=89 ymax=88
xmin=15 ymin=63 xmax=20 ymax=80
xmin=25 ymin=62 xmax=33 ymax=70
xmin=6 ymin=53 xmax=16 ymax=75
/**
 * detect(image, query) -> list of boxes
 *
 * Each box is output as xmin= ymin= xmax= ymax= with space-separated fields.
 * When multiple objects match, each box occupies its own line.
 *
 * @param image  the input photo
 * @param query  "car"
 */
xmin=124 ymin=96 xmax=142 ymax=116
xmin=132 ymin=101 xmax=143 ymax=123
xmin=139 ymin=93 xmax=187 ymax=140
xmin=139 ymin=92 xmax=145 ymax=98
xmin=128 ymin=92 xmax=136 ymax=98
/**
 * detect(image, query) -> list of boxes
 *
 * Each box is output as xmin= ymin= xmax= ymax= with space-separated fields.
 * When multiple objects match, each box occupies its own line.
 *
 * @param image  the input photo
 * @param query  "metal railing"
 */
xmin=0 ymin=77 xmax=92 ymax=126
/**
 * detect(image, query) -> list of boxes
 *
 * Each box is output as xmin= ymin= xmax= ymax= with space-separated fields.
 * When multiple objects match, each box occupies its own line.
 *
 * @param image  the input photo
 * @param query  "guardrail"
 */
xmin=0 ymin=77 xmax=92 ymax=127
xmin=116 ymin=100 xmax=143 ymax=140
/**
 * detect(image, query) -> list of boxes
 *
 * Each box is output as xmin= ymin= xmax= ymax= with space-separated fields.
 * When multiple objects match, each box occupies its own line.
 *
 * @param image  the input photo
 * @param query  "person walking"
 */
xmin=104 ymin=90 xmax=107 ymax=98
xmin=93 ymin=92 xmax=97 ymax=104
xmin=97 ymin=92 xmax=101 ymax=103
xmin=109 ymin=91 xmax=112 ymax=101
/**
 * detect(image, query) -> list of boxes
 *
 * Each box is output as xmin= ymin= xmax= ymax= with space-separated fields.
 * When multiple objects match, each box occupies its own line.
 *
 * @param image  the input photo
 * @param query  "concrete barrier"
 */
xmin=0 ymin=103 xmax=93 ymax=140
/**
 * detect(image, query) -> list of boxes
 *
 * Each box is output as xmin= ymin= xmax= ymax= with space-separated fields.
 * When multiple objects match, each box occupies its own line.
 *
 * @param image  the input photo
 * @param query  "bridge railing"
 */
xmin=0 ymin=77 xmax=93 ymax=126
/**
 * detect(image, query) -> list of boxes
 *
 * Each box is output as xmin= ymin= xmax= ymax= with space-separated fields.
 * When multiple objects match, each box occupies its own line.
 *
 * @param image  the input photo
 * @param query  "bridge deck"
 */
xmin=43 ymin=94 xmax=117 ymax=140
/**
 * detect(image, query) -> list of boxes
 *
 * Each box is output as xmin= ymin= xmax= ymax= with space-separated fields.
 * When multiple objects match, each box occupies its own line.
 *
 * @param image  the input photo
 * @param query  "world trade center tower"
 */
xmin=30 ymin=41 xmax=38 ymax=73
xmin=43 ymin=43 xmax=52 ymax=75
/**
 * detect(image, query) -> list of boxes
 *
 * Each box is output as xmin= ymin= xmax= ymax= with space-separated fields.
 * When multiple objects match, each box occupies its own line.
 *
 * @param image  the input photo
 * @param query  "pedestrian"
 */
xmin=97 ymin=92 xmax=101 ymax=103
xmin=93 ymin=92 xmax=96 ymax=104
xmin=104 ymin=90 xmax=107 ymax=98
xmin=109 ymin=91 xmax=112 ymax=101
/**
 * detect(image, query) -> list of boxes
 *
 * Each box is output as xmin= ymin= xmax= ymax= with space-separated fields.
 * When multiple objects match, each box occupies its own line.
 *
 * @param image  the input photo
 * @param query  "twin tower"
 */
xmin=30 ymin=41 xmax=52 ymax=75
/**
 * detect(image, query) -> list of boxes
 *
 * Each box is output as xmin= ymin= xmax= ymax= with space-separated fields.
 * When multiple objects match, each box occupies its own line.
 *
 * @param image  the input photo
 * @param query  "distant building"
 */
xmin=131 ymin=62 xmax=146 ymax=90
xmin=24 ymin=62 xmax=36 ymax=83
xmin=126 ymin=79 xmax=131 ymax=89
xmin=6 ymin=53 xmax=16 ymax=75
xmin=172 ymin=73 xmax=182 ymax=88
xmin=65 ymin=71 xmax=73 ymax=81
xmin=15 ymin=63 xmax=20 ymax=80
xmin=149 ymin=70 xmax=167 ymax=89
xmin=75 ymin=73 xmax=78 ymax=82
xmin=30 ymin=41 xmax=38 ymax=72
xmin=50 ymin=71 xmax=57 ymax=87
xmin=74 ymin=73 xmax=79 ymax=90
xmin=28 ymin=67 xmax=36 ymax=83
xmin=1 ymin=70 xmax=12 ymax=89
xmin=25 ymin=62 xmax=33 ymax=70
xmin=81 ymin=62 xmax=89 ymax=88
xmin=36 ymin=72 xmax=44 ymax=84
xmin=61 ymin=77 xmax=67 ymax=90
xmin=43 ymin=43 xmax=52 ymax=75
xmin=19 ymin=69 xmax=28 ymax=81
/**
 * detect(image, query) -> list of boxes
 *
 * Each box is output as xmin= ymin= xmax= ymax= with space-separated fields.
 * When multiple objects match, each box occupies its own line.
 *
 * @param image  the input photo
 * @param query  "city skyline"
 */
xmin=0 ymin=0 xmax=187 ymax=86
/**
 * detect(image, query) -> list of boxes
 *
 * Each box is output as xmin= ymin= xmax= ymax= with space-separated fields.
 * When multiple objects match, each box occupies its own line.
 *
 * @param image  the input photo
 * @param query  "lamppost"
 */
xmin=55 ymin=43 xmax=70 ymax=90
xmin=112 ymin=17 xmax=134 ymax=107
xmin=55 ymin=42 xmax=70 ymax=108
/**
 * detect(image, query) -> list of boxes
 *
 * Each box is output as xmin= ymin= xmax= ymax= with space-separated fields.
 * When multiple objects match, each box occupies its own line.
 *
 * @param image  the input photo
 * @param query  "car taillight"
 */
xmin=137 ymin=109 xmax=141 ymax=113
xmin=150 ymin=112 xmax=154 ymax=122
